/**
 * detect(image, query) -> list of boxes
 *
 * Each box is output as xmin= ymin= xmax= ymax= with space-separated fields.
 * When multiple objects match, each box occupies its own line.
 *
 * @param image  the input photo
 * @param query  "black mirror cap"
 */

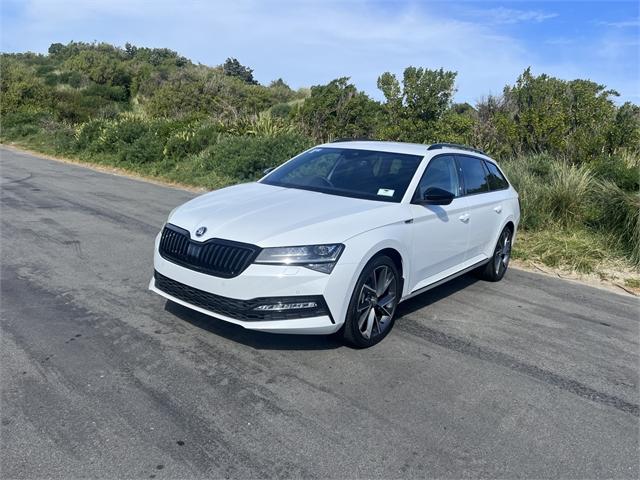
xmin=420 ymin=187 xmax=455 ymax=205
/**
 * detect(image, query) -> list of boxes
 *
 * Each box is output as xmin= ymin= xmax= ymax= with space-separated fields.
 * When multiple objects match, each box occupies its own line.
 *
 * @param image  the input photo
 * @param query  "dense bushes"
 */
xmin=203 ymin=133 xmax=312 ymax=180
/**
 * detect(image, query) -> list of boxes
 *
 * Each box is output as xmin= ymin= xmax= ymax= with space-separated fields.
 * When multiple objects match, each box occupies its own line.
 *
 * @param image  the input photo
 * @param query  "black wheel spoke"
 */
xmin=356 ymin=264 xmax=397 ymax=341
xmin=493 ymin=229 xmax=511 ymax=276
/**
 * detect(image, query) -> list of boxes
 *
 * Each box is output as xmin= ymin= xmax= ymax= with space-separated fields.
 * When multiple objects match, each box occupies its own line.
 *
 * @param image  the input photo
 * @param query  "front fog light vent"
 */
xmin=254 ymin=301 xmax=318 ymax=312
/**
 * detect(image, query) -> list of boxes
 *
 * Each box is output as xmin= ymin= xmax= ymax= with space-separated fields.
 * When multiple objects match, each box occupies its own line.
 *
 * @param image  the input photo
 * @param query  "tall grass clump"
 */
xmin=503 ymin=155 xmax=596 ymax=228
xmin=545 ymin=162 xmax=594 ymax=225
xmin=501 ymin=154 xmax=595 ymax=230
xmin=592 ymin=180 xmax=640 ymax=265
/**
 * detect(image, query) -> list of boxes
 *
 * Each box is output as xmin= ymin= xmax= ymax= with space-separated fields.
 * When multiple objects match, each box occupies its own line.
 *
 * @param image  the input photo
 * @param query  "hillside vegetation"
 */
xmin=1 ymin=41 xmax=638 ymax=280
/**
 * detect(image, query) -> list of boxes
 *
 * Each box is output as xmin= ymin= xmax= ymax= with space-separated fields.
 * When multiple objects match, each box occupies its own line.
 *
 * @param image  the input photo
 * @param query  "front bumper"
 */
xmin=153 ymin=270 xmax=332 ymax=321
xmin=150 ymin=238 xmax=354 ymax=334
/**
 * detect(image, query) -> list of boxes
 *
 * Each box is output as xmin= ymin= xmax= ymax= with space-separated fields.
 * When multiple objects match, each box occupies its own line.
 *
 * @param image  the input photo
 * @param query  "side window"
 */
xmin=458 ymin=156 xmax=489 ymax=195
xmin=413 ymin=155 xmax=460 ymax=201
xmin=484 ymin=161 xmax=509 ymax=190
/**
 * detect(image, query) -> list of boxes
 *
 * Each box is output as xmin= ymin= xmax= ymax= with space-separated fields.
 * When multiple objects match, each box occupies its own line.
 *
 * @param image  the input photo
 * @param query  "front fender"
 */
xmin=338 ymin=221 xmax=412 ymax=314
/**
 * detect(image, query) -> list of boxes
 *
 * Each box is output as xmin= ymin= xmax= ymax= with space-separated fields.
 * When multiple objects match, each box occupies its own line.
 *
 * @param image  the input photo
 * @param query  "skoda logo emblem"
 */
xmin=195 ymin=226 xmax=207 ymax=237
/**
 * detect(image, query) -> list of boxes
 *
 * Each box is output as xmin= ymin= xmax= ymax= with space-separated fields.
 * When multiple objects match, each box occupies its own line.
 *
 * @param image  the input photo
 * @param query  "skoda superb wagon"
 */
xmin=150 ymin=141 xmax=520 ymax=347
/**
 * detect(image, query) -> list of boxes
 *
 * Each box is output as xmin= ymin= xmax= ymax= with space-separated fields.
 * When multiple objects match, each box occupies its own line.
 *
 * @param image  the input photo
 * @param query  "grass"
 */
xmin=512 ymin=227 xmax=628 ymax=274
xmin=625 ymin=278 xmax=640 ymax=288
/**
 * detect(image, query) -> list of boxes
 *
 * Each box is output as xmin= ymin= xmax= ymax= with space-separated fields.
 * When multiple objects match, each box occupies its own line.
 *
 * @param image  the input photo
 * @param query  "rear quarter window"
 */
xmin=457 ymin=155 xmax=489 ymax=195
xmin=484 ymin=161 xmax=509 ymax=191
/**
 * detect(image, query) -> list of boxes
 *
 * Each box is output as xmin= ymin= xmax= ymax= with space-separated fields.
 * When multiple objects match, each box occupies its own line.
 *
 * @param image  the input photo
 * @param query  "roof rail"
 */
xmin=427 ymin=143 xmax=485 ymax=155
xmin=330 ymin=137 xmax=377 ymax=143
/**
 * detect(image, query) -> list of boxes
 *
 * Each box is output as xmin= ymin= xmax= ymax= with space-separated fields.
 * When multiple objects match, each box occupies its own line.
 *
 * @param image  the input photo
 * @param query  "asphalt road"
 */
xmin=1 ymin=146 xmax=639 ymax=479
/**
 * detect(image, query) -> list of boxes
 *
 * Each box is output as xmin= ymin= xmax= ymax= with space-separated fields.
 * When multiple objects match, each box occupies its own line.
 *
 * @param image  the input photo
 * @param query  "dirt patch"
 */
xmin=512 ymin=259 xmax=639 ymax=297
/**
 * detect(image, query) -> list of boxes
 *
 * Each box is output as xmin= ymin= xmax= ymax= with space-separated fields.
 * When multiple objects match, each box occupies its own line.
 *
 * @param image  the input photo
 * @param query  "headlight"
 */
xmin=255 ymin=244 xmax=344 ymax=273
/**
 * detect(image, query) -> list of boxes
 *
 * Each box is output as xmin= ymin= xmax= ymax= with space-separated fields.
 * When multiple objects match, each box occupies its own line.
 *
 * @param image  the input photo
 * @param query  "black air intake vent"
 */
xmin=154 ymin=271 xmax=330 ymax=321
xmin=159 ymin=224 xmax=260 ymax=278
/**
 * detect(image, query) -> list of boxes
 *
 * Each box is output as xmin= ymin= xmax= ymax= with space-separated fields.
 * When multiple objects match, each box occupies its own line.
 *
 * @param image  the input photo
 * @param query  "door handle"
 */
xmin=494 ymin=205 xmax=503 ymax=213
xmin=459 ymin=213 xmax=470 ymax=223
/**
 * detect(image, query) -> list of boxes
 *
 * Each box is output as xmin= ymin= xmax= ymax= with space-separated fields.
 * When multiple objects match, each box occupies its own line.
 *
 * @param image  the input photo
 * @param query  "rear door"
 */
xmin=456 ymin=155 xmax=505 ymax=260
xmin=408 ymin=155 xmax=470 ymax=292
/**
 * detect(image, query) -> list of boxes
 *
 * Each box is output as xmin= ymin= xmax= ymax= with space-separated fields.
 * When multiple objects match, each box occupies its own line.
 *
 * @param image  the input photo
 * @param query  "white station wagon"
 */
xmin=150 ymin=141 xmax=520 ymax=347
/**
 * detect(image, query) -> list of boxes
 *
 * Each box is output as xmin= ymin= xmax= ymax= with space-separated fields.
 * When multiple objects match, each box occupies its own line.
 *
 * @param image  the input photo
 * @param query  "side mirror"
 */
xmin=421 ymin=187 xmax=455 ymax=205
xmin=263 ymin=166 xmax=276 ymax=175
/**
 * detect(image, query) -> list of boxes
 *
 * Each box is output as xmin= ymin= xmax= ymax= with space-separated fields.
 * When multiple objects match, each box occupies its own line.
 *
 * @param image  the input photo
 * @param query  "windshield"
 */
xmin=261 ymin=147 xmax=423 ymax=203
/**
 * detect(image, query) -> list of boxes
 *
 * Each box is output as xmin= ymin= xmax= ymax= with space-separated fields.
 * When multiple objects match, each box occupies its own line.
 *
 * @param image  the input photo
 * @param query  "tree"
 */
xmin=223 ymin=58 xmax=258 ymax=85
xmin=48 ymin=43 xmax=65 ymax=56
xmin=268 ymin=78 xmax=296 ymax=103
xmin=0 ymin=58 xmax=52 ymax=115
xmin=377 ymin=67 xmax=457 ymax=142
xmin=124 ymin=42 xmax=138 ymax=59
xmin=501 ymin=68 xmax=619 ymax=160
xmin=297 ymin=77 xmax=381 ymax=141
xmin=608 ymin=102 xmax=640 ymax=152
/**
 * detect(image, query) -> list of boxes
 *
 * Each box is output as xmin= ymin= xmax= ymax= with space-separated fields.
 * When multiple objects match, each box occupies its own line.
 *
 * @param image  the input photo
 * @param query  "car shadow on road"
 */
xmin=395 ymin=272 xmax=480 ymax=319
xmin=164 ymin=300 xmax=343 ymax=351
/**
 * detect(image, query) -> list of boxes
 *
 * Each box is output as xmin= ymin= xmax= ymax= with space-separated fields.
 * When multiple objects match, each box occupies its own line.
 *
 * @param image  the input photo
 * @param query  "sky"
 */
xmin=1 ymin=0 xmax=639 ymax=105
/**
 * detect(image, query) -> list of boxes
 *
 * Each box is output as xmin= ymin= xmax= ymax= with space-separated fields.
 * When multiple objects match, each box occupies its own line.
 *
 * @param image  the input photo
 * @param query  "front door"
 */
xmin=408 ymin=155 xmax=469 ymax=292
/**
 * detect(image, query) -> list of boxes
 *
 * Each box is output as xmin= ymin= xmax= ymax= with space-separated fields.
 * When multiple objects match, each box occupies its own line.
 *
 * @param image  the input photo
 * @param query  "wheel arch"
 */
xmin=504 ymin=220 xmax=515 ymax=234
xmin=372 ymin=247 xmax=404 ymax=295
xmin=487 ymin=216 xmax=517 ymax=255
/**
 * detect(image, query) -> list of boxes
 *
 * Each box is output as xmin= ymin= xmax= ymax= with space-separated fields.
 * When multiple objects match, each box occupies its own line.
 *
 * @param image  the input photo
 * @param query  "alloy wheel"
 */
xmin=356 ymin=265 xmax=397 ymax=340
xmin=494 ymin=229 xmax=512 ymax=276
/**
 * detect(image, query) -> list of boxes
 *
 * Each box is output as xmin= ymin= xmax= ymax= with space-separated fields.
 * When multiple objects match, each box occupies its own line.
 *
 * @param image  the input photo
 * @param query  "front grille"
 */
xmin=154 ymin=271 xmax=330 ymax=321
xmin=159 ymin=224 xmax=259 ymax=278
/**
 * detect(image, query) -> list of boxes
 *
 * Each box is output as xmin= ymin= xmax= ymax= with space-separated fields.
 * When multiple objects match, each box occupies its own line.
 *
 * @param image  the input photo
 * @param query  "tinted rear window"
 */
xmin=457 ymin=156 xmax=489 ymax=195
xmin=484 ymin=161 xmax=509 ymax=190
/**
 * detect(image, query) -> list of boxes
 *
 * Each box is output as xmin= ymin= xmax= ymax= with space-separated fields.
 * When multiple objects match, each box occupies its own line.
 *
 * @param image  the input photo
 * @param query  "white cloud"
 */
xmin=0 ymin=0 xmax=636 ymax=104
xmin=599 ymin=19 xmax=640 ymax=28
xmin=467 ymin=6 xmax=558 ymax=25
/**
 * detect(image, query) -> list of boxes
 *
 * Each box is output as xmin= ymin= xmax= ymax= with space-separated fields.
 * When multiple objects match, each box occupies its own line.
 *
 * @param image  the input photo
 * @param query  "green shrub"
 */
xmin=52 ymin=126 xmax=76 ymax=153
xmin=205 ymin=133 xmax=313 ymax=180
xmin=68 ymin=71 xmax=84 ymax=88
xmin=44 ymin=73 xmax=59 ymax=86
xmin=0 ymin=111 xmax=49 ymax=139
xmin=118 ymin=131 xmax=163 ymax=164
xmin=107 ymin=116 xmax=148 ymax=145
xmin=84 ymin=84 xmax=128 ymax=102
xmin=162 ymin=121 xmax=224 ymax=160
xmin=54 ymin=90 xmax=112 ymax=123
xmin=589 ymin=152 xmax=639 ymax=192
xmin=74 ymin=118 xmax=106 ymax=151
xmin=270 ymin=102 xmax=292 ymax=119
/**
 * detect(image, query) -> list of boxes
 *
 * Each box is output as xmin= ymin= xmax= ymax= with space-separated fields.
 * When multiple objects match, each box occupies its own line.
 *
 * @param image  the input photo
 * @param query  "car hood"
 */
xmin=168 ymin=182 xmax=407 ymax=246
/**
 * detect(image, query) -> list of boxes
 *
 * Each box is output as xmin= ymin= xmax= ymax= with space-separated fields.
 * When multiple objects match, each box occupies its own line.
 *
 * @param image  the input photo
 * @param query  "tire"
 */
xmin=479 ymin=225 xmax=513 ymax=282
xmin=342 ymin=255 xmax=400 ymax=348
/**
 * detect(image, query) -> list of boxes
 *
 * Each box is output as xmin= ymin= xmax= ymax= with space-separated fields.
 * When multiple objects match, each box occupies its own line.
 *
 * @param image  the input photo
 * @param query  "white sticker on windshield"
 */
xmin=377 ymin=188 xmax=395 ymax=197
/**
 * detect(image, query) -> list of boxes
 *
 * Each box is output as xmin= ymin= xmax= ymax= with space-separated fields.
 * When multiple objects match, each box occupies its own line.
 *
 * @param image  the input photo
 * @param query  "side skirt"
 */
xmin=399 ymin=258 xmax=490 ymax=303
